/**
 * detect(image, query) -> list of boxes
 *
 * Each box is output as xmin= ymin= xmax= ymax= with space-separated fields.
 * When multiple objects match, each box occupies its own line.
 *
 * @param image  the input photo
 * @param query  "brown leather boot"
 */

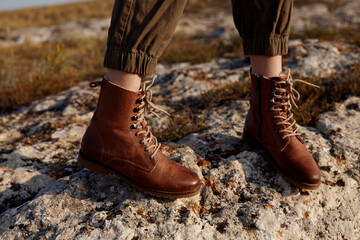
xmin=78 ymin=76 xmax=201 ymax=198
xmin=243 ymin=70 xmax=321 ymax=190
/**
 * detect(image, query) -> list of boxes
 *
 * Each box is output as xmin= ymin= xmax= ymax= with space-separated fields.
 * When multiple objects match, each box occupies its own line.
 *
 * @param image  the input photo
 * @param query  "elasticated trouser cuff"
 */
xmin=242 ymin=36 xmax=289 ymax=56
xmin=104 ymin=49 xmax=158 ymax=76
xmin=105 ymin=0 xmax=293 ymax=76
xmin=104 ymin=0 xmax=188 ymax=76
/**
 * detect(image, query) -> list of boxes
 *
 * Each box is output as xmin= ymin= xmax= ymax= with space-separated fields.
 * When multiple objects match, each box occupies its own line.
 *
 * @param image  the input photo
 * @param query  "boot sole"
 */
xmin=243 ymin=131 xmax=320 ymax=190
xmin=77 ymin=151 xmax=201 ymax=199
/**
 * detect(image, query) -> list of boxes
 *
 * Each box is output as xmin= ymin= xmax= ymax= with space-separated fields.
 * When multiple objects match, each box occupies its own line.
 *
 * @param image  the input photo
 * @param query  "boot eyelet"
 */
xmin=130 ymin=123 xmax=137 ymax=129
xmin=149 ymin=156 xmax=152 ymax=160
xmin=269 ymin=107 xmax=275 ymax=111
xmin=270 ymin=98 xmax=275 ymax=103
xmin=133 ymin=107 xmax=140 ymax=112
xmin=134 ymin=132 xmax=138 ymax=136
xmin=136 ymin=98 xmax=142 ymax=104
xmin=139 ymin=140 xmax=143 ymax=144
xmin=132 ymin=115 xmax=138 ymax=121
xmin=144 ymin=148 xmax=148 ymax=152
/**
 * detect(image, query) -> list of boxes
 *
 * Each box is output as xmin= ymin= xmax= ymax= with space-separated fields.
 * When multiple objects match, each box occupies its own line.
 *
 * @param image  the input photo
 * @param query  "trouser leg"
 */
xmin=104 ymin=0 xmax=188 ymax=76
xmin=231 ymin=0 xmax=293 ymax=56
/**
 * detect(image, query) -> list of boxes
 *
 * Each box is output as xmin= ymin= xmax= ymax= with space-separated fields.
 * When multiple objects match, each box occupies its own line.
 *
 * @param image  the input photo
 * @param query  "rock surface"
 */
xmin=292 ymin=0 xmax=360 ymax=32
xmin=1 ymin=1 xmax=360 ymax=239
xmin=1 ymin=52 xmax=360 ymax=239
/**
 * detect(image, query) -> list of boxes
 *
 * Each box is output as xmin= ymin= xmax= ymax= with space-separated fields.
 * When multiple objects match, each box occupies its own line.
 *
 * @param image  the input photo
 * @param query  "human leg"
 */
xmin=79 ymin=0 xmax=201 ymax=198
xmin=104 ymin=0 xmax=188 ymax=91
xmin=106 ymin=69 xmax=141 ymax=92
xmin=231 ymin=0 xmax=321 ymax=189
xmin=249 ymin=55 xmax=282 ymax=78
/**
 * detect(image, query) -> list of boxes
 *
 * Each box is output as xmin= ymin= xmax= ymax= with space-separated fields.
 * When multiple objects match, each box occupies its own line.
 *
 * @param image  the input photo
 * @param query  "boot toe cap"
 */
xmin=301 ymin=169 xmax=321 ymax=188
xmin=182 ymin=171 xmax=201 ymax=192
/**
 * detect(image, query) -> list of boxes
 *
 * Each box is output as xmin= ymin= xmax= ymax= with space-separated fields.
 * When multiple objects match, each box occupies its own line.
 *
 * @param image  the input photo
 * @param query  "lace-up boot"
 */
xmin=244 ymin=71 xmax=321 ymax=190
xmin=78 ymin=77 xmax=200 ymax=198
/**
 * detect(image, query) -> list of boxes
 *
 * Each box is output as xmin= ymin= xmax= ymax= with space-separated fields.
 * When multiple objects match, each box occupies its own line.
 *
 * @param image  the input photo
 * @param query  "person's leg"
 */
xmin=249 ymin=55 xmax=282 ymax=78
xmin=232 ymin=0 xmax=291 ymax=77
xmin=79 ymin=0 xmax=201 ymax=198
xmin=232 ymin=0 xmax=321 ymax=189
xmin=104 ymin=0 xmax=188 ymax=92
xmin=106 ymin=69 xmax=141 ymax=92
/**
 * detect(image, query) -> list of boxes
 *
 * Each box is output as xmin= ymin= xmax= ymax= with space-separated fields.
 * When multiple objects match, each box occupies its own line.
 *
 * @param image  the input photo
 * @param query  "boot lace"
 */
xmin=270 ymin=69 xmax=319 ymax=140
xmin=131 ymin=75 xmax=170 ymax=159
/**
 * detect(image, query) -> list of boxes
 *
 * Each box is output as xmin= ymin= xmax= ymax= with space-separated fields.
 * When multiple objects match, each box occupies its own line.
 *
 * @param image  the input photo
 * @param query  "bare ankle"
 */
xmin=250 ymin=55 xmax=282 ymax=78
xmin=106 ymin=69 xmax=142 ymax=92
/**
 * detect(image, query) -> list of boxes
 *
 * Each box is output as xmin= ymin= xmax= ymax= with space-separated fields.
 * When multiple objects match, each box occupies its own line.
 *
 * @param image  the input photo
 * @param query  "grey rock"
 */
xmin=292 ymin=0 xmax=360 ymax=32
xmin=286 ymin=40 xmax=360 ymax=77
xmin=1 ymin=65 xmax=359 ymax=239
xmin=317 ymin=96 xmax=360 ymax=169
xmin=51 ymin=123 xmax=87 ymax=142
xmin=31 ymin=99 xmax=57 ymax=112
xmin=0 ymin=130 xmax=22 ymax=143
xmin=1 ymin=9 xmax=360 ymax=238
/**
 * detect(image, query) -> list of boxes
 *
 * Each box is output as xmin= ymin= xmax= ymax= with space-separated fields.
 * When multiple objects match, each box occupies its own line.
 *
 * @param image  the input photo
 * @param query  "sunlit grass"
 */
xmin=160 ymin=35 xmax=243 ymax=64
xmin=293 ymin=64 xmax=360 ymax=125
xmin=0 ymin=34 xmax=244 ymax=111
xmin=0 ymin=0 xmax=114 ymax=32
xmin=0 ymin=0 xmax=229 ymax=32
xmin=0 ymin=38 xmax=106 ymax=111
xmin=290 ymin=27 xmax=360 ymax=48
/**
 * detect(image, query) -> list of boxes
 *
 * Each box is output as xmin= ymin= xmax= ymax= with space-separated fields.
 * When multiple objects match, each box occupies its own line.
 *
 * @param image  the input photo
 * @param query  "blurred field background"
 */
xmin=0 ymin=0 xmax=359 ymax=128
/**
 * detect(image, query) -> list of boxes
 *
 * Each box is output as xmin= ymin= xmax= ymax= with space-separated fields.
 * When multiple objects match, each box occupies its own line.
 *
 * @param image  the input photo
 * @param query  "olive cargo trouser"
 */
xmin=104 ymin=0 xmax=293 ymax=76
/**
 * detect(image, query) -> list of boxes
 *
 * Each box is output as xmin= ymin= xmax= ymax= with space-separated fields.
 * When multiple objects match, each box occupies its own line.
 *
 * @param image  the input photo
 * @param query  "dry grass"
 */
xmin=153 ymin=106 xmax=207 ymax=143
xmin=153 ymin=78 xmax=250 ymax=142
xmin=0 ymin=0 xmax=114 ymax=32
xmin=290 ymin=27 xmax=360 ymax=48
xmin=0 ymin=34 xmax=244 ymax=111
xmin=293 ymin=64 xmax=360 ymax=126
xmin=160 ymin=36 xmax=243 ymax=64
xmin=0 ymin=0 xmax=228 ymax=32
xmin=199 ymin=77 xmax=250 ymax=106
xmin=0 ymin=38 xmax=106 ymax=111
xmin=185 ymin=0 xmax=231 ymax=13
xmin=294 ymin=0 xmax=347 ymax=11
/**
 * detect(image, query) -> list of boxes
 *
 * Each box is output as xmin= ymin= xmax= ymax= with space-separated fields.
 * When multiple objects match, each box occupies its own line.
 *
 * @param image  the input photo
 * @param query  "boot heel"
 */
xmin=243 ymin=130 xmax=264 ymax=150
xmin=78 ymin=151 xmax=111 ymax=175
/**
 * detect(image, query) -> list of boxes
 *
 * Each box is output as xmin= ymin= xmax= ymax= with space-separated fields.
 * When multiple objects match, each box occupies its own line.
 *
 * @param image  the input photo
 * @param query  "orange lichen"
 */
xmin=209 ymin=140 xmax=223 ymax=148
xmin=335 ymin=158 xmax=349 ymax=169
xmin=204 ymin=177 xmax=222 ymax=194
xmin=264 ymin=205 xmax=274 ymax=209
xmin=197 ymin=158 xmax=211 ymax=168
xmin=187 ymin=201 xmax=200 ymax=216
xmin=304 ymin=211 xmax=310 ymax=220
xmin=225 ymin=180 xmax=235 ymax=188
